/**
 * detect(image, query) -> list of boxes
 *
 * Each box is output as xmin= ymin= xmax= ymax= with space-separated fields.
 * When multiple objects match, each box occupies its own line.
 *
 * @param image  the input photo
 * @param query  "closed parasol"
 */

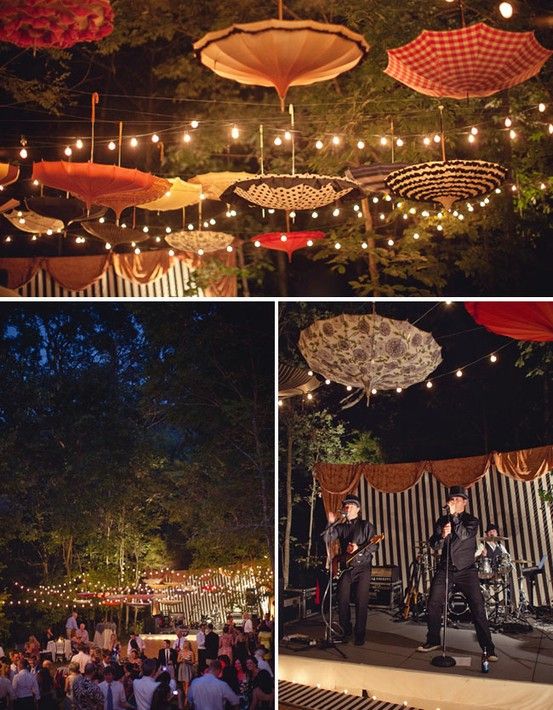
xmin=2 ymin=209 xmax=64 ymax=234
xmin=385 ymin=23 xmax=552 ymax=99
xmin=137 ymin=177 xmax=202 ymax=211
xmin=385 ymin=160 xmax=507 ymax=210
xmin=221 ymin=173 xmax=364 ymax=211
xmin=279 ymin=363 xmax=320 ymax=399
xmin=0 ymin=164 xmax=20 ymax=187
xmin=165 ymin=230 xmax=234 ymax=254
xmin=32 ymin=162 xmax=170 ymax=219
xmin=0 ymin=0 xmax=114 ymax=49
xmin=194 ymin=18 xmax=369 ymax=109
xmin=465 ymin=302 xmax=553 ymax=342
xmin=82 ymin=222 xmax=149 ymax=247
xmin=189 ymin=172 xmax=256 ymax=201
xmin=251 ymin=230 xmax=325 ymax=261
xmin=299 ymin=313 xmax=442 ymax=406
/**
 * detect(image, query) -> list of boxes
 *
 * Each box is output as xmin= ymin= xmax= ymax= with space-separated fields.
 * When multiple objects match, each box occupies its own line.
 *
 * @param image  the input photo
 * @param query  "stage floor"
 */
xmin=281 ymin=609 xmax=553 ymax=685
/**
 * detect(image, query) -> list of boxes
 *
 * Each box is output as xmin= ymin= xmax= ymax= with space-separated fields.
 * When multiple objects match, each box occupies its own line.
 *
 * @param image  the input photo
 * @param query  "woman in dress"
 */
xmin=176 ymin=640 xmax=195 ymax=704
xmin=24 ymin=636 xmax=40 ymax=656
xmin=64 ymin=662 xmax=80 ymax=710
xmin=109 ymin=633 xmax=120 ymax=664
xmin=218 ymin=626 xmax=234 ymax=661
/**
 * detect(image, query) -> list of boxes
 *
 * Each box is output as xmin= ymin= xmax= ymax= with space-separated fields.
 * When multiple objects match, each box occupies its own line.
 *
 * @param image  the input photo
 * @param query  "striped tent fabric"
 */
xmin=345 ymin=164 xmax=408 ymax=194
xmin=278 ymin=363 xmax=320 ymax=398
xmin=278 ymin=680 xmax=422 ymax=710
xmin=385 ymin=23 xmax=553 ymax=99
xmin=385 ymin=160 xmax=507 ymax=210
xmin=357 ymin=466 xmax=553 ymax=608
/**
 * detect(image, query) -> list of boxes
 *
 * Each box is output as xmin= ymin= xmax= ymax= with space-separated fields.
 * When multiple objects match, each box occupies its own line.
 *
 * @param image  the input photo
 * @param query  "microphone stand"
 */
xmin=319 ymin=515 xmax=347 ymax=658
xmin=432 ymin=507 xmax=456 ymax=668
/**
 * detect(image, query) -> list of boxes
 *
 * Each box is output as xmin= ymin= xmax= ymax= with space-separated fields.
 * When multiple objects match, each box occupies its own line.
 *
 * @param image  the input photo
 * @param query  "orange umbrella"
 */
xmin=189 ymin=172 xmax=255 ymax=201
xmin=194 ymin=19 xmax=369 ymax=109
xmin=137 ymin=177 xmax=202 ymax=211
xmin=0 ymin=163 xmax=19 ymax=187
xmin=32 ymin=162 xmax=169 ymax=219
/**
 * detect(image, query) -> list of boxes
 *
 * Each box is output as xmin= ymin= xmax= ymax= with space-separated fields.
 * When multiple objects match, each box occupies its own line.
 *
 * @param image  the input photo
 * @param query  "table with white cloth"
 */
xmin=46 ymin=639 xmax=72 ymax=660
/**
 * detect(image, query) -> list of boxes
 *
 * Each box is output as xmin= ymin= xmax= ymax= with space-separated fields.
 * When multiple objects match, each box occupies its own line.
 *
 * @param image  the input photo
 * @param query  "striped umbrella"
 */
xmin=345 ymin=163 xmax=408 ymax=194
xmin=278 ymin=364 xmax=320 ymax=399
xmin=385 ymin=160 xmax=507 ymax=210
xmin=385 ymin=23 xmax=552 ymax=99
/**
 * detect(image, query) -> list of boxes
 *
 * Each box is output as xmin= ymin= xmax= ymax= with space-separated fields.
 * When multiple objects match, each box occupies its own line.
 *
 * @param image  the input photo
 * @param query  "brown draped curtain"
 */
xmin=429 ymin=454 xmax=491 ymax=488
xmin=359 ymin=462 xmax=426 ymax=492
xmin=314 ymin=462 xmax=362 ymax=516
xmin=494 ymin=445 xmax=553 ymax=482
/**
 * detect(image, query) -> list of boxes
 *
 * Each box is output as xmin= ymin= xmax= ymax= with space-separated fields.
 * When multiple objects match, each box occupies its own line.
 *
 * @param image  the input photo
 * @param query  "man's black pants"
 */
xmin=337 ymin=565 xmax=372 ymax=641
xmin=426 ymin=565 xmax=494 ymax=651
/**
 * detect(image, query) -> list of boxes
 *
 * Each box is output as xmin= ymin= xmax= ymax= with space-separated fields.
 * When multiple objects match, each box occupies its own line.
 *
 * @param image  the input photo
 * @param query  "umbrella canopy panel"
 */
xmin=82 ymin=222 xmax=149 ymax=246
xmin=385 ymin=23 xmax=552 ymax=99
xmin=0 ymin=163 xmax=20 ymax=187
xmin=165 ymin=230 xmax=234 ymax=253
xmin=189 ymin=172 xmax=256 ymax=201
xmin=194 ymin=19 xmax=369 ymax=106
xmin=345 ymin=163 xmax=408 ymax=195
xmin=279 ymin=363 xmax=321 ymax=398
xmin=251 ymin=230 xmax=325 ymax=261
xmin=137 ymin=177 xmax=202 ymax=211
xmin=466 ymin=303 xmax=553 ymax=342
xmin=2 ymin=209 xmax=64 ymax=234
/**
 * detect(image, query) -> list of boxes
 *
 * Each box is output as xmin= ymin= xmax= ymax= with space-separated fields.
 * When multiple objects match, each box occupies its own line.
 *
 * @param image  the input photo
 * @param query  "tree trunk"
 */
xmin=283 ymin=425 xmax=293 ymax=587
xmin=276 ymin=252 xmax=288 ymax=296
xmin=62 ymin=536 xmax=73 ymax=577
xmin=306 ymin=473 xmax=317 ymax=567
xmin=361 ymin=198 xmax=380 ymax=295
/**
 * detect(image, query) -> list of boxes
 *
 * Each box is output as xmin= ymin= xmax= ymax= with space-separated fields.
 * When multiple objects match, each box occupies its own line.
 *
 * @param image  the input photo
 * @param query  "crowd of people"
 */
xmin=0 ymin=611 xmax=274 ymax=710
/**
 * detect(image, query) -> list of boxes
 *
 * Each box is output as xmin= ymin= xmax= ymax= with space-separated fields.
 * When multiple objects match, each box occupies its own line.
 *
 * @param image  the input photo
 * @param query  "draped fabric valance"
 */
xmin=0 ymin=249 xmax=236 ymax=297
xmin=315 ymin=444 xmax=553 ymax=512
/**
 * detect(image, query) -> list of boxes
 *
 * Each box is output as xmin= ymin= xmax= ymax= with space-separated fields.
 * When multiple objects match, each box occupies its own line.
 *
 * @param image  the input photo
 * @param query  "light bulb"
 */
xmin=197 ymin=248 xmax=204 ymax=256
xmin=142 ymin=226 xmax=149 ymax=233
xmin=468 ymin=134 xmax=475 ymax=144
xmin=190 ymin=120 xmax=199 ymax=129
xmin=254 ymin=240 xmax=261 ymax=247
xmin=311 ymin=211 xmax=318 ymax=219
xmin=499 ymin=2 xmax=513 ymax=19
xmin=427 ymin=381 xmax=433 ymax=389
xmin=332 ymin=207 xmax=340 ymax=217
xmin=471 ymin=127 xmax=478 ymax=135
xmin=509 ymin=129 xmax=517 ymax=140
xmin=151 ymin=134 xmax=160 ymax=143
xmin=226 ymin=245 xmax=233 ymax=252
xmin=538 ymin=103 xmax=546 ymax=113
xmin=372 ymin=196 xmax=379 ymax=204
xmin=456 ymin=369 xmax=463 ymax=378
xmin=353 ymin=204 xmax=360 ymax=212
xmin=168 ymin=249 xmax=175 ymax=256
xmin=357 ymin=140 xmax=365 ymax=150
xmin=75 ymin=139 xmax=84 ymax=149
xmin=105 ymin=242 xmax=112 ymax=250
xmin=231 ymin=125 xmax=240 ymax=140
xmin=334 ymin=242 xmax=341 ymax=250
xmin=306 ymin=239 xmax=313 ymax=246
xmin=380 ymin=136 xmax=388 ymax=146
xmin=504 ymin=117 xmax=512 ymax=128
xmin=130 ymin=137 xmax=138 ymax=147
xmin=396 ymin=387 xmax=402 ymax=393
xmin=332 ymin=135 xmax=340 ymax=145
xmin=20 ymin=148 xmax=28 ymax=159
xmin=273 ymin=136 xmax=282 ymax=146
xmin=108 ymin=141 xmax=116 ymax=151
xmin=315 ymin=140 xmax=323 ymax=150
xmin=134 ymin=247 xmax=141 ymax=255
xmin=549 ymin=124 xmax=553 ymax=134
xmin=284 ymin=130 xmax=292 ymax=141
xmin=371 ymin=388 xmax=377 ymax=395
xmin=433 ymin=134 xmax=441 ymax=143
xmin=361 ymin=241 xmax=368 ymax=249
xmin=307 ymin=370 xmax=313 ymax=376
xmin=325 ymin=379 xmax=331 ymax=385
xmin=413 ymin=232 xmax=420 ymax=240
xmin=183 ymin=132 xmax=191 ymax=143
xmin=490 ymin=354 xmax=498 ymax=363
xmin=423 ymin=136 xmax=431 ymax=146
xmin=387 ymin=238 xmax=394 ymax=246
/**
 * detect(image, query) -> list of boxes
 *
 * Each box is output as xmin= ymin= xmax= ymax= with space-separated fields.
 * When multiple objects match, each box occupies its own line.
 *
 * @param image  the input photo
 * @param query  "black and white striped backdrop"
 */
xmin=15 ymin=260 xmax=198 ymax=297
xmin=358 ymin=466 xmax=553 ymax=606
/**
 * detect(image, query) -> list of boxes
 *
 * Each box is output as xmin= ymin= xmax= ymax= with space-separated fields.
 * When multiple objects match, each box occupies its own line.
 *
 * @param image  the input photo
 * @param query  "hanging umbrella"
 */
xmin=385 ymin=160 xmax=507 ymax=210
xmin=81 ymin=222 xmax=149 ymax=246
xmin=385 ymin=23 xmax=552 ymax=99
xmin=189 ymin=172 xmax=255 ymax=201
xmin=345 ymin=163 xmax=408 ymax=194
xmin=465 ymin=303 xmax=553 ymax=342
xmin=0 ymin=199 xmax=21 ymax=213
xmin=194 ymin=19 xmax=369 ymax=109
xmin=221 ymin=173 xmax=364 ymax=211
xmin=25 ymin=196 xmax=106 ymax=226
xmin=0 ymin=163 xmax=19 ymax=187
xmin=299 ymin=313 xmax=442 ymax=406
xmin=278 ymin=363 xmax=320 ymax=399
xmin=32 ymin=162 xmax=170 ymax=218
xmin=251 ymin=230 xmax=325 ymax=261
xmin=2 ymin=209 xmax=64 ymax=234
xmin=137 ymin=177 xmax=202 ymax=211
xmin=165 ymin=230 xmax=234 ymax=253
xmin=0 ymin=0 xmax=114 ymax=49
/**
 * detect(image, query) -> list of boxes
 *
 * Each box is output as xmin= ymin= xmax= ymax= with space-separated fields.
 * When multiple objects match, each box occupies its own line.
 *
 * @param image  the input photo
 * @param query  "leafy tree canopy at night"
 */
xmin=0 ymin=0 xmax=551 ymax=295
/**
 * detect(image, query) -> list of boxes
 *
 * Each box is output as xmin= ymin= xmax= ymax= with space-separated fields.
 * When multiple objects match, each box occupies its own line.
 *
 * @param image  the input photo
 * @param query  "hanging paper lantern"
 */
xmin=385 ymin=160 xmax=507 ymax=210
xmin=299 ymin=313 xmax=442 ymax=406
xmin=194 ymin=19 xmax=369 ymax=109
xmin=251 ymin=230 xmax=324 ymax=261
xmin=82 ymin=222 xmax=149 ymax=246
xmin=0 ymin=0 xmax=114 ymax=49
xmin=221 ymin=174 xmax=364 ymax=211
xmin=278 ymin=363 xmax=320 ymax=399
xmin=385 ymin=23 xmax=552 ymax=99
xmin=165 ymin=230 xmax=234 ymax=254
xmin=465 ymin=303 xmax=553 ymax=342
xmin=137 ymin=177 xmax=202 ymax=211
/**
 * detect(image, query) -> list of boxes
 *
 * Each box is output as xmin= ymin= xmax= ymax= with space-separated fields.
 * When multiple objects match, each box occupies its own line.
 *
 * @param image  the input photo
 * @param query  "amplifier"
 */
xmin=286 ymin=587 xmax=319 ymax=618
xmin=282 ymin=592 xmax=302 ymax=624
xmin=372 ymin=565 xmax=401 ymax=583
xmin=368 ymin=580 xmax=402 ymax=610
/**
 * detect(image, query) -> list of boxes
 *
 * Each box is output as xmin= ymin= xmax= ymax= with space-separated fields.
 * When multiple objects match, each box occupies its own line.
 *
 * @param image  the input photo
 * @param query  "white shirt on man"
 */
xmin=71 ymin=650 xmax=92 ymax=674
xmin=12 ymin=669 xmax=40 ymax=699
xmin=243 ymin=619 xmax=253 ymax=634
xmin=126 ymin=636 xmax=145 ymax=656
xmin=132 ymin=676 xmax=158 ymax=710
xmin=66 ymin=615 xmax=78 ymax=632
xmin=99 ymin=679 xmax=127 ymax=710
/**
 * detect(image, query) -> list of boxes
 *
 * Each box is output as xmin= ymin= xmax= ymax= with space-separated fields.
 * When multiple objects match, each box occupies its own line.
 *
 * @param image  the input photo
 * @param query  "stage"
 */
xmin=279 ymin=610 xmax=553 ymax=710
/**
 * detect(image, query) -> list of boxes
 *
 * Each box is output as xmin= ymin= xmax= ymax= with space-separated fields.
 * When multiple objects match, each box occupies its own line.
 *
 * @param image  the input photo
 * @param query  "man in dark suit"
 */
xmin=204 ymin=624 xmax=219 ymax=664
xmin=417 ymin=485 xmax=498 ymax=660
xmin=324 ymin=494 xmax=378 ymax=646
xmin=156 ymin=640 xmax=177 ymax=675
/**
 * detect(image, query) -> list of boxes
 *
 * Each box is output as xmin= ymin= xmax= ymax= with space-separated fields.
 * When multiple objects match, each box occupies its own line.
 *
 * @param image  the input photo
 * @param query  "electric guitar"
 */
xmin=331 ymin=533 xmax=385 ymax=580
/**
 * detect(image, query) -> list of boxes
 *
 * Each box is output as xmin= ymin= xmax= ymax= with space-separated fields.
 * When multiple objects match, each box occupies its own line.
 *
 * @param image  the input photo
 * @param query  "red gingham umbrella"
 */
xmin=251 ymin=230 xmax=325 ymax=261
xmin=465 ymin=303 xmax=553 ymax=342
xmin=385 ymin=23 xmax=552 ymax=98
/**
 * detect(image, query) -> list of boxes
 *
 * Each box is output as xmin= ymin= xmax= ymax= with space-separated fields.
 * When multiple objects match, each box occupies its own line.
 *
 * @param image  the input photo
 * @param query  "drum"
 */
xmin=494 ymin=551 xmax=512 ymax=577
xmin=448 ymin=590 xmax=469 ymax=617
xmin=477 ymin=556 xmax=494 ymax=580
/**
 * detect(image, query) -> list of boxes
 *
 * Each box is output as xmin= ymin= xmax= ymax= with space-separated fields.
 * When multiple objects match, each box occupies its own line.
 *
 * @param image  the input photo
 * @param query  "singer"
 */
xmin=417 ymin=485 xmax=498 ymax=660
xmin=324 ymin=494 xmax=378 ymax=645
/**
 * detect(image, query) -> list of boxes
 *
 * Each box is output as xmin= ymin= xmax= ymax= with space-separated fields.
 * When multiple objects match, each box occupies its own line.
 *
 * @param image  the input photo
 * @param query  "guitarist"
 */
xmin=324 ymin=494 xmax=378 ymax=646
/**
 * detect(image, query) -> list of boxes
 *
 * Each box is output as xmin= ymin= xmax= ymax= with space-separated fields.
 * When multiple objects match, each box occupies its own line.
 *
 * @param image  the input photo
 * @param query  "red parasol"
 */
xmin=32 ymin=162 xmax=169 ymax=219
xmin=385 ymin=23 xmax=552 ymax=99
xmin=0 ymin=0 xmax=114 ymax=49
xmin=0 ymin=163 xmax=20 ymax=187
xmin=465 ymin=303 xmax=553 ymax=342
xmin=251 ymin=230 xmax=325 ymax=261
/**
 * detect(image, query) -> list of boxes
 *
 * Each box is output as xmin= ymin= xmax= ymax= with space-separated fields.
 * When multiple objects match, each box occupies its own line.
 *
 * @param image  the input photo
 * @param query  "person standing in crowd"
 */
xmin=66 ymin=613 xmax=78 ymax=640
xmin=108 ymin=635 xmax=120 ymax=665
xmin=9 ymin=653 xmax=20 ymax=681
xmin=76 ymin=625 xmax=89 ymax=645
xmin=242 ymin=614 xmax=253 ymax=636
xmin=126 ymin=635 xmax=144 ymax=659
xmin=0 ymin=661 xmax=14 ymax=710
xmin=98 ymin=666 xmax=130 ymax=710
xmin=245 ymin=657 xmax=273 ymax=710
xmin=218 ymin=626 xmax=234 ymax=661
xmin=36 ymin=663 xmax=55 ymax=710
xmin=12 ymin=658 xmax=40 ymax=710
xmin=195 ymin=625 xmax=206 ymax=675
xmin=323 ymin=494 xmax=379 ymax=646
xmin=149 ymin=672 xmax=172 ymax=710
xmin=204 ymin=625 xmax=219 ymax=666
xmin=73 ymin=663 xmax=103 ymax=710
xmin=64 ymin=663 xmax=80 ymax=710
xmin=176 ymin=641 xmax=195 ymax=704
xmin=187 ymin=660 xmax=239 ymax=710
xmin=156 ymin=642 xmax=176 ymax=678
xmin=132 ymin=659 xmax=158 ymax=710
xmin=417 ymin=486 xmax=498 ymax=660
xmin=71 ymin=645 xmax=92 ymax=675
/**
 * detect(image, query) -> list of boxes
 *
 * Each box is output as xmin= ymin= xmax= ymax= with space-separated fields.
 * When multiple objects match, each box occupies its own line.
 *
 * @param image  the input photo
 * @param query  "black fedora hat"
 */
xmin=446 ymin=485 xmax=469 ymax=500
xmin=342 ymin=494 xmax=361 ymax=507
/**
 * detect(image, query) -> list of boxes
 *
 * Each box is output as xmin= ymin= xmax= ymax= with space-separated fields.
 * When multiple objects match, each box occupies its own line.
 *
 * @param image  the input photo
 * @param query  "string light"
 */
xmin=499 ymin=2 xmax=513 ymax=19
xmin=490 ymin=354 xmax=498 ymax=363
xmin=332 ymin=135 xmax=341 ymax=145
xmin=64 ymin=146 xmax=72 ymax=156
xmin=190 ymin=120 xmax=199 ymax=129
xmin=509 ymin=129 xmax=517 ymax=140
xmin=105 ymin=242 xmax=111 ymax=250
xmin=357 ymin=140 xmax=365 ymax=150
xmin=151 ymin=134 xmax=160 ymax=143
xmin=471 ymin=127 xmax=478 ymax=135
xmin=311 ymin=211 xmax=318 ymax=219
xmin=284 ymin=130 xmax=292 ymax=141
xmin=325 ymin=379 xmax=331 ymax=385
xmin=396 ymin=137 xmax=404 ymax=147
xmin=396 ymin=387 xmax=403 ymax=393
xmin=433 ymin=134 xmax=441 ymax=144
xmin=380 ymin=136 xmax=388 ymax=146
xmin=183 ymin=132 xmax=192 ymax=143
xmin=274 ymin=136 xmax=282 ymax=146
xmin=231 ymin=125 xmax=240 ymax=140
xmin=197 ymin=248 xmax=205 ymax=256
xmin=254 ymin=240 xmax=261 ymax=247
xmin=130 ymin=137 xmax=138 ymax=147
xmin=307 ymin=370 xmax=313 ymax=376
xmin=168 ymin=249 xmax=175 ymax=256
xmin=226 ymin=245 xmax=233 ymax=252
xmin=504 ymin=117 xmax=512 ymax=128
xmin=468 ymin=134 xmax=476 ymax=144
xmin=456 ymin=369 xmax=463 ymax=378
xmin=423 ymin=136 xmax=431 ymax=146
xmin=332 ymin=207 xmax=340 ymax=217
xmin=548 ymin=124 xmax=553 ymax=134
xmin=413 ymin=232 xmax=420 ymax=240
xmin=315 ymin=140 xmax=323 ymax=150
xmin=387 ymin=238 xmax=394 ymax=246
xmin=361 ymin=242 xmax=368 ymax=249
xmin=538 ymin=103 xmax=546 ymax=113
xmin=334 ymin=242 xmax=341 ymax=249
xmin=306 ymin=393 xmax=313 ymax=401
xmin=108 ymin=141 xmax=116 ymax=151
xmin=426 ymin=381 xmax=433 ymax=389
xmin=20 ymin=147 xmax=28 ymax=159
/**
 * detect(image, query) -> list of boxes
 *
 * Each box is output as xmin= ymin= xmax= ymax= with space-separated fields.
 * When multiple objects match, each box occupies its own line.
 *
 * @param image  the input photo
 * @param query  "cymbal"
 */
xmin=478 ymin=535 xmax=509 ymax=541
xmin=512 ymin=559 xmax=531 ymax=564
